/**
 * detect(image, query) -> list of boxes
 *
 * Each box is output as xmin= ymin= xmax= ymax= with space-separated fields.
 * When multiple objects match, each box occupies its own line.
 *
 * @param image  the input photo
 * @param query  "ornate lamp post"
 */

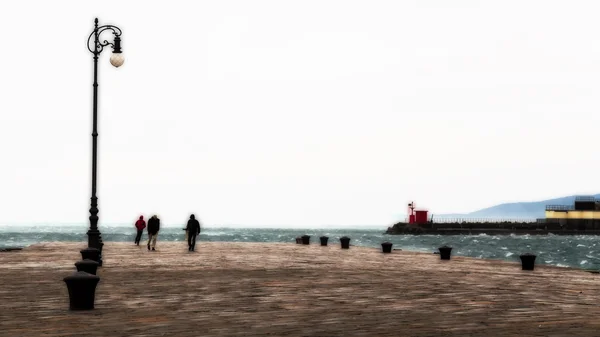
xmin=86 ymin=18 xmax=124 ymax=266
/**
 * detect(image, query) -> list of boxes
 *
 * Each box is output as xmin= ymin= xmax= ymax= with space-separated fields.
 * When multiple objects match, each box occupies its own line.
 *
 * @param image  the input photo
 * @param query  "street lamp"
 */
xmin=85 ymin=18 xmax=124 ymax=266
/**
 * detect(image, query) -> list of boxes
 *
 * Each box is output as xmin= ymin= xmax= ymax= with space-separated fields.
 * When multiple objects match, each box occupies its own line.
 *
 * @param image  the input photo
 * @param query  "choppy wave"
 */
xmin=0 ymin=225 xmax=599 ymax=270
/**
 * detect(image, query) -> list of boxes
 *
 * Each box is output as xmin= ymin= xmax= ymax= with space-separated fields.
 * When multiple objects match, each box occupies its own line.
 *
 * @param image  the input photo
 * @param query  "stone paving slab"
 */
xmin=1 ymin=241 xmax=599 ymax=336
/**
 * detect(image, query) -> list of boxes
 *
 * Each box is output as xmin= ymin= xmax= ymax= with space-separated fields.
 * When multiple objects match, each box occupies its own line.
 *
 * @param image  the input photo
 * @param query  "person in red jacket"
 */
xmin=134 ymin=215 xmax=146 ymax=246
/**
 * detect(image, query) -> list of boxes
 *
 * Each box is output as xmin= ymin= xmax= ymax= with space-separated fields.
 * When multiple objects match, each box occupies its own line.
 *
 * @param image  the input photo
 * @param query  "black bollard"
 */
xmin=80 ymin=247 xmax=101 ymax=264
xmin=340 ymin=236 xmax=351 ymax=249
xmin=381 ymin=242 xmax=393 ymax=254
xmin=320 ymin=236 xmax=329 ymax=246
xmin=438 ymin=245 xmax=452 ymax=260
xmin=520 ymin=253 xmax=537 ymax=271
xmin=63 ymin=271 xmax=100 ymax=310
xmin=98 ymin=242 xmax=104 ymax=266
xmin=295 ymin=237 xmax=302 ymax=244
xmin=75 ymin=259 xmax=100 ymax=275
xmin=301 ymin=235 xmax=311 ymax=245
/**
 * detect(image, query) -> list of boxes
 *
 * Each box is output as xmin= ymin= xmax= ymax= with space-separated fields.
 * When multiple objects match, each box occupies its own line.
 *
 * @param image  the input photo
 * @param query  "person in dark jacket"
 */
xmin=134 ymin=215 xmax=146 ymax=245
xmin=147 ymin=215 xmax=160 ymax=251
xmin=185 ymin=214 xmax=201 ymax=252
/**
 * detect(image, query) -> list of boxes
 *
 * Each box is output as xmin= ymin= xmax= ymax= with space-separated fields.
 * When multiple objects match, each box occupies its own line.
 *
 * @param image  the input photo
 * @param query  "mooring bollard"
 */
xmin=438 ymin=245 xmax=452 ymax=260
xmin=80 ymin=247 xmax=101 ymax=264
xmin=320 ymin=236 xmax=329 ymax=246
xmin=75 ymin=259 xmax=100 ymax=275
xmin=63 ymin=271 xmax=100 ymax=310
xmin=381 ymin=242 xmax=393 ymax=253
xmin=301 ymin=235 xmax=310 ymax=245
xmin=295 ymin=237 xmax=302 ymax=244
xmin=520 ymin=253 xmax=537 ymax=271
xmin=97 ymin=242 xmax=104 ymax=267
xmin=340 ymin=236 xmax=351 ymax=249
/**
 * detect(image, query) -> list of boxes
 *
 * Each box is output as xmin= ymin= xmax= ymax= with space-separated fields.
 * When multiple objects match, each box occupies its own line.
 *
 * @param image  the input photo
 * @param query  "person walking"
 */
xmin=147 ymin=215 xmax=160 ymax=251
xmin=134 ymin=215 xmax=146 ymax=245
xmin=185 ymin=214 xmax=201 ymax=252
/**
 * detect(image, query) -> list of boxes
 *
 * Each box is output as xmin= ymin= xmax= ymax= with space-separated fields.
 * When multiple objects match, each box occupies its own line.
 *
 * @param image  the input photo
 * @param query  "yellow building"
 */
xmin=545 ymin=196 xmax=600 ymax=229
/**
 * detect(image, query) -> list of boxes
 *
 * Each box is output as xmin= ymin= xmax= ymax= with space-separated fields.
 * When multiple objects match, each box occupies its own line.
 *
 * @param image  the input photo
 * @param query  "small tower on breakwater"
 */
xmin=407 ymin=201 xmax=429 ymax=224
xmin=407 ymin=202 xmax=416 ymax=223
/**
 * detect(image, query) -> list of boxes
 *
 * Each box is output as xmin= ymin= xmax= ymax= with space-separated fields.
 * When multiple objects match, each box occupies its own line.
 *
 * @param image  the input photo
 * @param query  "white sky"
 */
xmin=1 ymin=0 xmax=599 ymax=227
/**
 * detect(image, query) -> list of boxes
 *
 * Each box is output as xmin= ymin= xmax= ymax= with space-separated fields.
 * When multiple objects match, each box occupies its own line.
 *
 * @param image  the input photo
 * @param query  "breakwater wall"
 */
xmin=386 ymin=221 xmax=600 ymax=235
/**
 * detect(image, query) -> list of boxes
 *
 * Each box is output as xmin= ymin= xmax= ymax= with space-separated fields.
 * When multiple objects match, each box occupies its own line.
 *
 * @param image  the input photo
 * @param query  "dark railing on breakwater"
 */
xmin=411 ymin=222 xmax=548 ymax=230
xmin=545 ymin=205 xmax=575 ymax=211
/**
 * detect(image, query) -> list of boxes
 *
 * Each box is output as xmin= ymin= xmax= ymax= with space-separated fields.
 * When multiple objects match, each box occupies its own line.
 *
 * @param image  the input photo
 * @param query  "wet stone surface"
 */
xmin=0 ymin=242 xmax=600 ymax=336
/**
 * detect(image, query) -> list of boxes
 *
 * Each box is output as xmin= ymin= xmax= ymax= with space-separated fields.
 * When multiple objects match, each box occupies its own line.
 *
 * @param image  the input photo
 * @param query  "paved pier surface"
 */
xmin=1 ymin=241 xmax=600 ymax=336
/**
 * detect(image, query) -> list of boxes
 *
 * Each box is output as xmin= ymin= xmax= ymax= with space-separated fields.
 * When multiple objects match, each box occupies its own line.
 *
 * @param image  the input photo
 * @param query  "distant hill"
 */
xmin=436 ymin=194 xmax=600 ymax=220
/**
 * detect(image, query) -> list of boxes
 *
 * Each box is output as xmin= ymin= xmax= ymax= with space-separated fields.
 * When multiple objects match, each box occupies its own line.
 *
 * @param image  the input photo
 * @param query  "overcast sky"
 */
xmin=1 ymin=0 xmax=599 ymax=227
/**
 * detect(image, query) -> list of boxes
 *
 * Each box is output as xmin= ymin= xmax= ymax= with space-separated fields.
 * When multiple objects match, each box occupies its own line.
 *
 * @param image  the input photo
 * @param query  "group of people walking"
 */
xmin=134 ymin=214 xmax=202 ymax=251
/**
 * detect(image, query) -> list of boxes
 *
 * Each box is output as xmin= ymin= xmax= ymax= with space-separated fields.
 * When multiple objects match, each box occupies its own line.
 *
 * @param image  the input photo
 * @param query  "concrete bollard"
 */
xmin=80 ymin=247 xmax=101 ymax=264
xmin=320 ymin=236 xmax=329 ymax=246
xmin=520 ymin=253 xmax=537 ymax=271
xmin=438 ymin=246 xmax=452 ymax=260
xmin=295 ymin=237 xmax=302 ymax=244
xmin=301 ymin=235 xmax=310 ymax=245
xmin=340 ymin=236 xmax=351 ymax=249
xmin=381 ymin=242 xmax=393 ymax=253
xmin=75 ymin=259 xmax=100 ymax=275
xmin=63 ymin=271 xmax=100 ymax=310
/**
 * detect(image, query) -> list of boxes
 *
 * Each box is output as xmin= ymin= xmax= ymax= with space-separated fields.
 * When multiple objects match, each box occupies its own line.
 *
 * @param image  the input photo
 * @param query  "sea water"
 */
xmin=1 ymin=224 xmax=599 ymax=270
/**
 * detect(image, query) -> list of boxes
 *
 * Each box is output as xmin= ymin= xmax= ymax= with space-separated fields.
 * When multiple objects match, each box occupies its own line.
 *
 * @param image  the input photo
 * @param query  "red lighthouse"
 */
xmin=408 ymin=201 xmax=429 ymax=224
